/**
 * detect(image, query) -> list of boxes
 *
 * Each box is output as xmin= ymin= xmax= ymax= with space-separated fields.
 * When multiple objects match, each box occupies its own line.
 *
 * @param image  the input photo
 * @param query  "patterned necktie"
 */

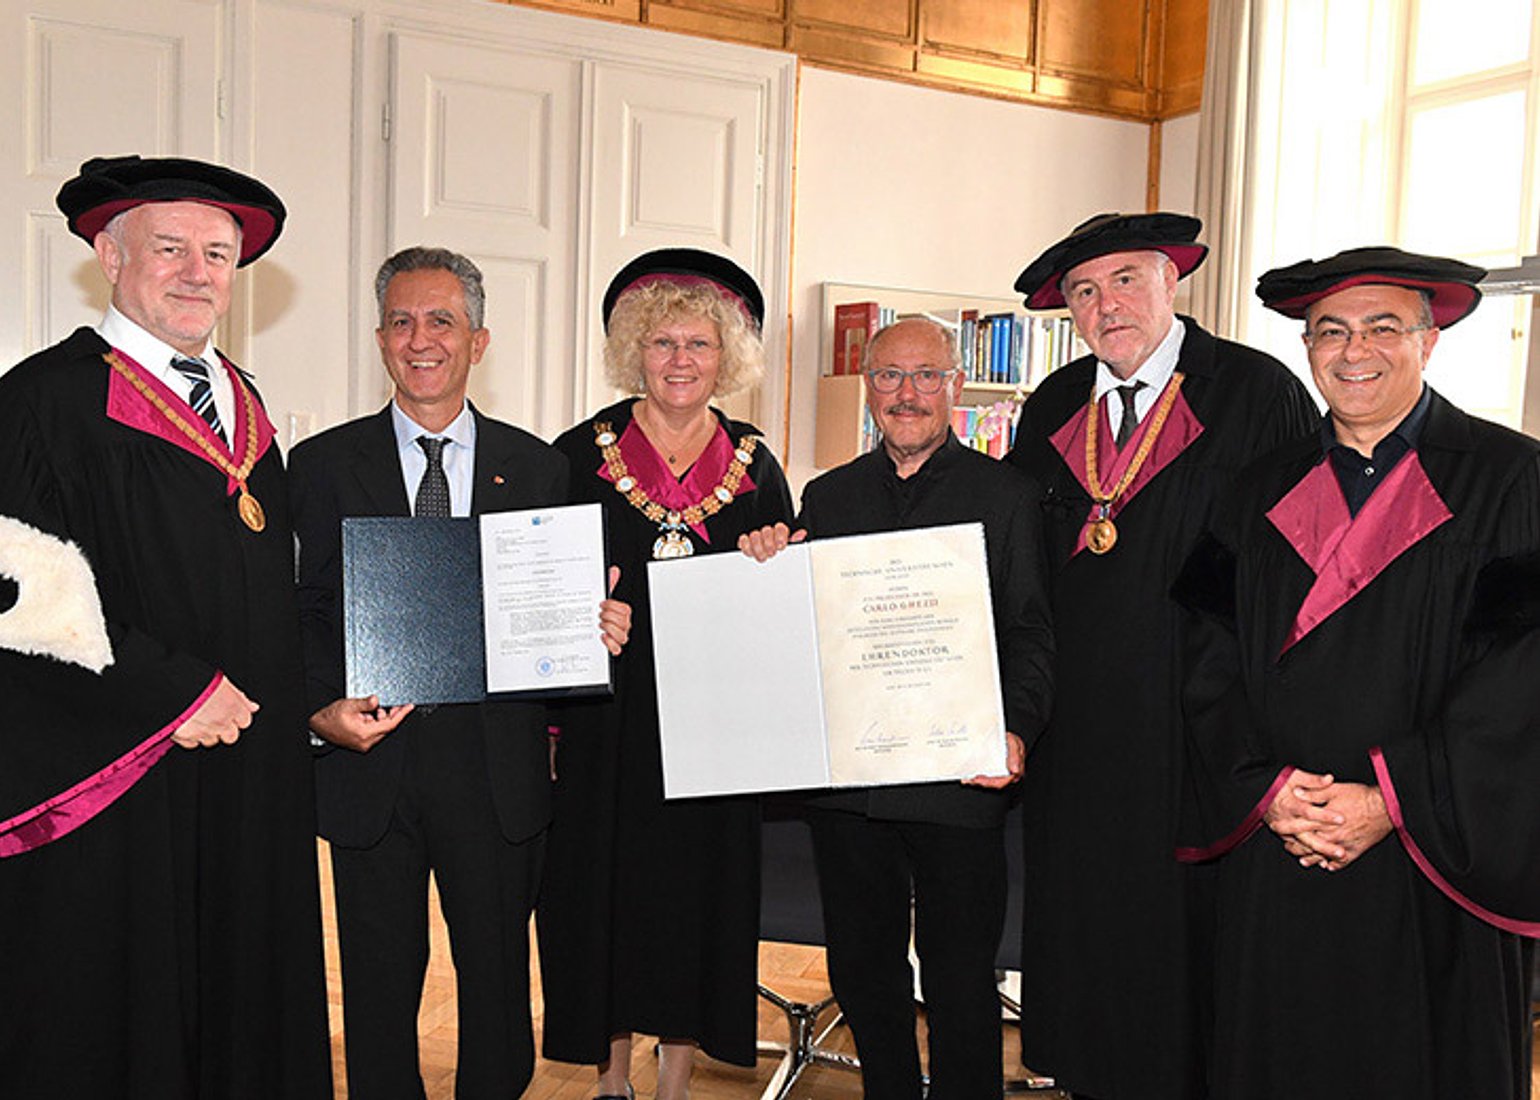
xmin=415 ymin=436 xmax=451 ymax=517
xmin=170 ymin=356 xmax=226 ymax=444
xmin=1112 ymin=381 xmax=1148 ymax=450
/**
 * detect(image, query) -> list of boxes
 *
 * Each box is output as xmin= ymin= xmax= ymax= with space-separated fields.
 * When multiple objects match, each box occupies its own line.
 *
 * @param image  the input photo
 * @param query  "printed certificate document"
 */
xmin=648 ymin=523 xmax=1007 ymax=798
xmin=343 ymin=503 xmax=610 ymax=704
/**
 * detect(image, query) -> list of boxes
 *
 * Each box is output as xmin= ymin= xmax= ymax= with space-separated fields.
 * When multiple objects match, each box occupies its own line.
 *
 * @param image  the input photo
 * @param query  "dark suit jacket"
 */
xmin=290 ymin=404 xmax=569 ymax=848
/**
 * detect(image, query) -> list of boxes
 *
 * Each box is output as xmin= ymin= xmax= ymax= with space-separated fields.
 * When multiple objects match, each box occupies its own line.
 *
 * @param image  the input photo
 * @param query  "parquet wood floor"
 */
xmin=318 ymin=843 xmax=1540 ymax=1100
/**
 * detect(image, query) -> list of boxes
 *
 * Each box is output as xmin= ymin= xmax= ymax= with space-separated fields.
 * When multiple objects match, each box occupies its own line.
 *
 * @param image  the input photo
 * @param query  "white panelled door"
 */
xmin=387 ymin=31 xmax=583 ymax=440
xmin=0 ymin=0 xmax=221 ymax=369
xmin=587 ymin=61 xmax=770 ymax=423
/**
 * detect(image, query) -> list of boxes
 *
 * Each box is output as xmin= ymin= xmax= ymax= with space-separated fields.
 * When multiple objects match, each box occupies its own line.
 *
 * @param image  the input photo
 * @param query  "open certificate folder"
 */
xmin=342 ymin=503 xmax=611 ymax=705
xmin=648 ymin=522 xmax=1008 ymax=798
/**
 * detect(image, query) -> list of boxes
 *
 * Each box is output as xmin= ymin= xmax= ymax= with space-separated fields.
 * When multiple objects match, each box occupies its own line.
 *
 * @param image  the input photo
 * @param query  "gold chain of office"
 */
xmin=1081 ymin=372 xmax=1185 ymax=555
xmin=103 ymin=351 xmax=268 ymax=533
xmin=593 ymin=420 xmax=757 ymax=559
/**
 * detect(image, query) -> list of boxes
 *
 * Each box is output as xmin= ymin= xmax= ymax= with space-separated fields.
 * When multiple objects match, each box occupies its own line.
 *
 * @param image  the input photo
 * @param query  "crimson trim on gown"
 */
xmin=595 ymin=417 xmax=756 ymax=544
xmin=1266 ymin=454 xmax=1452 ymax=653
xmin=0 ymin=671 xmax=224 ymax=856
xmin=1369 ymin=747 xmax=1540 ymax=937
xmin=1048 ymin=381 xmax=1204 ymax=556
xmin=105 ymin=349 xmax=276 ymax=495
xmin=1176 ymin=765 xmax=1294 ymax=863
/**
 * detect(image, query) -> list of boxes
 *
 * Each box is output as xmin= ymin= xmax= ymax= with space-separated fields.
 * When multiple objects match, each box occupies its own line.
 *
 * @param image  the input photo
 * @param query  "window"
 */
xmin=1397 ymin=0 xmax=1539 ymax=427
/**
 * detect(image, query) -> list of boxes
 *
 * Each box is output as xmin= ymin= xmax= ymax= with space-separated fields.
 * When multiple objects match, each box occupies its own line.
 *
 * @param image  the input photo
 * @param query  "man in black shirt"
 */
xmin=1176 ymin=247 xmax=1540 ymax=1099
xmin=740 ymin=316 xmax=1054 ymax=1099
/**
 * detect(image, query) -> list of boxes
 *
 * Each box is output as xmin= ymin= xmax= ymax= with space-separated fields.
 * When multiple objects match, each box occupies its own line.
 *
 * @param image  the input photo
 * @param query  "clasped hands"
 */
xmin=737 ymin=522 xmax=1025 ymax=790
xmin=309 ymin=565 xmax=634 ymax=753
xmin=1264 ymin=768 xmax=1392 ymax=871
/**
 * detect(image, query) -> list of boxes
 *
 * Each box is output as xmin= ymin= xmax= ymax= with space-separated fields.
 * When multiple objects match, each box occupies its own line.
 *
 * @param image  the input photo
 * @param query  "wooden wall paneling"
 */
xmin=920 ymin=0 xmax=1034 ymax=67
xmin=0 ymin=0 xmax=221 ymax=369
xmin=387 ymin=30 xmax=583 ymax=438
xmin=794 ymin=0 xmax=912 ymax=40
xmin=1159 ymin=0 xmax=1207 ymax=115
xmin=645 ymin=4 xmax=785 ymax=49
xmin=495 ymin=0 xmax=1206 ymax=121
xmin=1040 ymin=0 xmax=1148 ymax=86
xmin=511 ymin=0 xmax=642 ymax=24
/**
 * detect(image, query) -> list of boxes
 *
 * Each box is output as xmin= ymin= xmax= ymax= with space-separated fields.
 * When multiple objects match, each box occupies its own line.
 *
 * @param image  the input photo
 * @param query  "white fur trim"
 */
xmin=0 ymin=515 xmax=113 ymax=673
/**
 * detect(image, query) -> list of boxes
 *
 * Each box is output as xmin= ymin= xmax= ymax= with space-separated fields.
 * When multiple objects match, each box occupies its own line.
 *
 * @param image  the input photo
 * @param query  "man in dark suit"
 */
xmin=740 ymin=317 xmax=1054 ymax=1100
xmin=290 ymin=246 xmax=629 ymax=1100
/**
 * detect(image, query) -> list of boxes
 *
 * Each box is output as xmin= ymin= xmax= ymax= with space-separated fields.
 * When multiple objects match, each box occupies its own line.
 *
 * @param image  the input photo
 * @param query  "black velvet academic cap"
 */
xmin=1256 ymin=246 xmax=1485 ymax=329
xmin=602 ymin=248 xmax=764 ymax=331
xmin=56 ymin=155 xmax=286 ymax=266
xmin=1014 ymin=212 xmax=1209 ymax=310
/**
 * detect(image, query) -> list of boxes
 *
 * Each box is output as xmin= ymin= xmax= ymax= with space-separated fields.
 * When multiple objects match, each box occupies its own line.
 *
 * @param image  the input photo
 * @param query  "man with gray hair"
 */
xmin=1006 ymin=213 xmax=1317 ymax=1099
xmin=0 ymin=154 xmax=331 ymax=1097
xmin=741 ymin=316 xmax=1053 ymax=1098
xmin=290 ymin=246 xmax=629 ymax=1098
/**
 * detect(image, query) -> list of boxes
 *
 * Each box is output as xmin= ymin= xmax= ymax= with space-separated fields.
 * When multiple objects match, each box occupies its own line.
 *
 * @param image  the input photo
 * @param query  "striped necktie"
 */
xmin=170 ymin=356 xmax=226 ymax=444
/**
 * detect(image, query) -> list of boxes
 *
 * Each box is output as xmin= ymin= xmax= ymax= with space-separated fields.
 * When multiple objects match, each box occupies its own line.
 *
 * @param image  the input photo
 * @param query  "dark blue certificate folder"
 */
xmin=342 ymin=514 xmax=612 ymax=706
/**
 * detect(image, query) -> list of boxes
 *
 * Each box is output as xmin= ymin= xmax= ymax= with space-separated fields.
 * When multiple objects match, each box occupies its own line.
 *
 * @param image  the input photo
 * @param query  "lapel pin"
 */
xmin=492 ymin=474 xmax=506 ymax=485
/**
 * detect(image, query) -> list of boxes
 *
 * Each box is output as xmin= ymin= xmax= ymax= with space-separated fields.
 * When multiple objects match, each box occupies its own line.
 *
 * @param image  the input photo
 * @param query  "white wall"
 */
xmin=788 ymin=66 xmax=1149 ymax=491
xmin=1159 ymin=111 xmax=1201 ymax=216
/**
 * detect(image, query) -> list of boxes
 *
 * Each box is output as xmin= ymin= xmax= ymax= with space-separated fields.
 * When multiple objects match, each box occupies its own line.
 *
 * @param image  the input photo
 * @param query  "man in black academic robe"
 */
xmin=1005 ymin=213 xmax=1317 ymax=1099
xmin=290 ymin=246 xmax=628 ymax=1099
xmin=1175 ymin=247 xmax=1540 ymax=1100
xmin=742 ymin=316 xmax=1054 ymax=1099
xmin=0 ymin=157 xmax=331 ymax=1098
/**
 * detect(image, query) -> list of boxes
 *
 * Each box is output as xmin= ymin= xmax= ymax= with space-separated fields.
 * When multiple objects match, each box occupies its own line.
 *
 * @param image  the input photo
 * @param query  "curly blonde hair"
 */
xmin=603 ymin=279 xmax=764 ymax=397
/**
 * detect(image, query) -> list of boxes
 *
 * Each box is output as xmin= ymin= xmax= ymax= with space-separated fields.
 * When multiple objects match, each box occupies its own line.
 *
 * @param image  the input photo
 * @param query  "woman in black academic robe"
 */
xmin=538 ymin=250 xmax=793 ymax=1100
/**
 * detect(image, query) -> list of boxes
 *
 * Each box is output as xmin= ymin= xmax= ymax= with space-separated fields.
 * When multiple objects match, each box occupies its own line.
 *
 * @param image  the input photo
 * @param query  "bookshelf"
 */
xmin=815 ymin=281 xmax=1085 ymax=468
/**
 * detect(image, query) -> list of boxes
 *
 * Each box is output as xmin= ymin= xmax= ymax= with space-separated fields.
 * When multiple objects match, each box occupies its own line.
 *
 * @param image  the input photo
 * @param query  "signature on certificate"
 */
xmin=857 ymin=721 xmax=908 ymax=752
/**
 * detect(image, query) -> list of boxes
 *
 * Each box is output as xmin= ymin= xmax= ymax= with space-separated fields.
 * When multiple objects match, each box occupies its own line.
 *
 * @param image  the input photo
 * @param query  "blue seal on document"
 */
xmin=535 ymin=657 xmax=555 ymax=678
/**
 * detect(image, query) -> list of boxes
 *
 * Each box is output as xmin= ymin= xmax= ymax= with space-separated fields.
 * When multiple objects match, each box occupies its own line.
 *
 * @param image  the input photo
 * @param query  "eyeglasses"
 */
xmin=864 ymin=367 xmax=958 ymax=394
xmin=643 ymin=337 xmax=721 ymax=359
xmin=1304 ymin=321 xmax=1431 ymax=352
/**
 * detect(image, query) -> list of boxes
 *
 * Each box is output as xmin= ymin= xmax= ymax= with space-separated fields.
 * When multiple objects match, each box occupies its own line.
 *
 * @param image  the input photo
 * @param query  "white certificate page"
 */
xmin=648 ymin=522 xmax=1007 ymax=797
xmin=810 ymin=524 xmax=1007 ymax=785
xmin=479 ymin=503 xmax=608 ymax=694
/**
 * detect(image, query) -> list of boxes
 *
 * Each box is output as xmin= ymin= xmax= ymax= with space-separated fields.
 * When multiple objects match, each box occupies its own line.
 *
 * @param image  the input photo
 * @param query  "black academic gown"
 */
xmin=1005 ymin=317 xmax=1317 ymax=1099
xmin=0 ymin=328 xmax=330 ymax=1099
xmin=536 ymin=398 xmax=794 ymax=1067
xmin=1174 ymin=390 xmax=1540 ymax=1100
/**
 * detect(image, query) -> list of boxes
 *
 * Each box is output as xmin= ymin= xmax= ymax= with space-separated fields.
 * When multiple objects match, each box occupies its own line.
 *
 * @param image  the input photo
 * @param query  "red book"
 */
xmin=832 ymin=302 xmax=881 ymax=375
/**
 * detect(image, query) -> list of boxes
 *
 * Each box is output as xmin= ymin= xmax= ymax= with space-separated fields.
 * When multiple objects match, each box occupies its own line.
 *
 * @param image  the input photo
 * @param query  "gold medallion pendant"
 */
xmin=1086 ymin=516 xmax=1117 ymax=555
xmin=1082 ymin=372 xmax=1186 ymax=558
xmin=238 ymin=488 xmax=266 ymax=533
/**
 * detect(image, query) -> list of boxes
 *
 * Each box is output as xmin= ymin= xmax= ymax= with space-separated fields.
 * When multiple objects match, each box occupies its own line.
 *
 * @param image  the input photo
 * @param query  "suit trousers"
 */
xmin=807 ymin=808 xmax=1007 ymax=1100
xmin=330 ymin=710 xmax=543 ymax=1100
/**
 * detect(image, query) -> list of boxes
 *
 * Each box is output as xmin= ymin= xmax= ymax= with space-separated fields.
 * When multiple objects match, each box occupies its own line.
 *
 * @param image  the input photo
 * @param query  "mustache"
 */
xmin=882 ymin=401 xmax=930 ymax=416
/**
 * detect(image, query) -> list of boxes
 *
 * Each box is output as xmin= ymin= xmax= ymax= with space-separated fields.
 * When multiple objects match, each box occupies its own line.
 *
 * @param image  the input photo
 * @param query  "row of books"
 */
xmin=831 ymin=300 xmax=1086 ymax=387
xmin=951 ymin=403 xmax=1018 ymax=458
xmin=851 ymin=401 xmax=1020 ymax=460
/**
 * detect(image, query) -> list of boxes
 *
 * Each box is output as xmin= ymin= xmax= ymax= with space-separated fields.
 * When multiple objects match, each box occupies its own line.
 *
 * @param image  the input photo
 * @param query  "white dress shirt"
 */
xmin=1092 ymin=316 xmax=1186 ymax=439
xmin=391 ymin=400 xmax=477 ymax=518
